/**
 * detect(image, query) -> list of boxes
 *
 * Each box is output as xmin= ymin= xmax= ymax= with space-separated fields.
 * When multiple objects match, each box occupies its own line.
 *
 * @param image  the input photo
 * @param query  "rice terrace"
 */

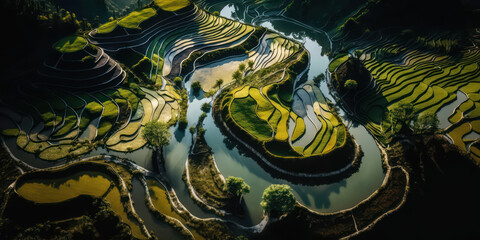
xmin=1 ymin=0 xmax=480 ymax=239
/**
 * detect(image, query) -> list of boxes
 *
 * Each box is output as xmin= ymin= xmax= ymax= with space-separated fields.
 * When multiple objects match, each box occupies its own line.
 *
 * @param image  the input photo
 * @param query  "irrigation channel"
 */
xmin=3 ymin=0 xmax=386 ymax=237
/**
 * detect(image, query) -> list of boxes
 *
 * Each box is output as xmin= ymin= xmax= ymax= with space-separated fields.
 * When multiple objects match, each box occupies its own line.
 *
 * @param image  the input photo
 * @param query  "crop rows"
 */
xmin=348 ymin=34 xmax=480 ymax=162
xmin=292 ymin=84 xmax=346 ymax=156
xmin=106 ymin=87 xmax=179 ymax=152
xmin=91 ymin=4 xmax=256 ymax=81
xmin=0 ymin=83 xmax=179 ymax=160
xmin=247 ymin=33 xmax=300 ymax=72
xmin=221 ymin=37 xmax=346 ymax=158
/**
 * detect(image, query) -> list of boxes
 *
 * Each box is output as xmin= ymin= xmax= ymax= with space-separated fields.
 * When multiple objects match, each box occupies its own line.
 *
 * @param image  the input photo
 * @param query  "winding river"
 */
xmin=3 ymin=0 xmax=387 ymax=237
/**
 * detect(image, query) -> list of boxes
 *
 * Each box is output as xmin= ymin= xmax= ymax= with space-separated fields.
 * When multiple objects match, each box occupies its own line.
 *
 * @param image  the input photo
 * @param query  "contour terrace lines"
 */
xmin=89 ymin=5 xmax=201 ymax=51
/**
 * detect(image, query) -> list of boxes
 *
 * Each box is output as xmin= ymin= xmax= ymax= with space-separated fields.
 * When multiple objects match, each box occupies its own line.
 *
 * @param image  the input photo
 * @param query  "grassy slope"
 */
xmin=54 ymin=36 xmax=87 ymax=53
xmin=117 ymin=8 xmax=157 ymax=29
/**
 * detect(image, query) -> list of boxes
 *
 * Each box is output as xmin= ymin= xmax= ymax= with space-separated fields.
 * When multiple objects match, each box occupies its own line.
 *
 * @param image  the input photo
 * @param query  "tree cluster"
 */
xmin=383 ymin=103 xmax=439 ymax=136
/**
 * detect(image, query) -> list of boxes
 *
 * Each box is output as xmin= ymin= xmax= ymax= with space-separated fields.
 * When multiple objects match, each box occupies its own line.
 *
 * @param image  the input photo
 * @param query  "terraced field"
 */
xmin=90 ymin=0 xmax=256 ymax=83
xmin=12 ymin=161 xmax=150 ymax=239
xmin=106 ymin=88 xmax=179 ymax=152
xmin=0 ymin=84 xmax=179 ymax=159
xmin=0 ymin=35 xmax=179 ymax=160
xmin=339 ymin=33 xmax=480 ymax=163
xmin=225 ymin=81 xmax=347 ymax=157
xmin=291 ymin=84 xmax=347 ymax=156
xmin=1 ymin=0 xmax=438 ymax=239
xmin=38 ymin=37 xmax=126 ymax=90
xmin=217 ymin=35 xmax=355 ymax=174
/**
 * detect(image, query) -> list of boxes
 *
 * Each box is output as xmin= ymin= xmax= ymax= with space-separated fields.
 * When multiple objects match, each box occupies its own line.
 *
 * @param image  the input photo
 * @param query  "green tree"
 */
xmin=191 ymin=81 xmax=202 ymax=93
xmin=142 ymin=121 xmax=171 ymax=163
xmin=247 ymin=60 xmax=254 ymax=69
xmin=189 ymin=125 xmax=196 ymax=147
xmin=225 ymin=176 xmax=250 ymax=203
xmin=313 ymin=73 xmax=325 ymax=84
xmin=232 ymin=70 xmax=242 ymax=82
xmin=260 ymin=184 xmax=296 ymax=217
xmin=388 ymin=103 xmax=415 ymax=134
xmin=197 ymin=125 xmax=206 ymax=136
xmin=189 ymin=125 xmax=196 ymax=136
xmin=239 ymin=63 xmax=246 ymax=72
xmin=201 ymin=102 xmax=211 ymax=113
xmin=344 ymin=79 xmax=358 ymax=90
xmin=412 ymin=112 xmax=439 ymax=135
xmin=214 ymin=78 xmax=224 ymax=88
xmin=173 ymin=77 xmax=183 ymax=88
xmin=178 ymin=116 xmax=188 ymax=130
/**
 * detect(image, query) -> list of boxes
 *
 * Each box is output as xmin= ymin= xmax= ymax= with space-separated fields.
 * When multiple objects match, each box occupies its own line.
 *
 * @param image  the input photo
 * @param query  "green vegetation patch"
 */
xmin=13 ymin=161 xmax=149 ymax=239
xmin=230 ymin=96 xmax=273 ymax=141
xmin=186 ymin=134 xmax=235 ymax=210
xmin=153 ymin=0 xmax=191 ymax=12
xmin=97 ymin=8 xmax=157 ymax=33
xmin=291 ymin=117 xmax=305 ymax=142
xmin=54 ymin=36 xmax=88 ymax=53
xmin=329 ymin=53 xmax=349 ymax=72
xmin=16 ymin=171 xmax=112 ymax=203
xmin=118 ymin=8 xmax=157 ymax=29
xmin=1 ymin=128 xmax=19 ymax=137
xmin=96 ymin=20 xmax=118 ymax=34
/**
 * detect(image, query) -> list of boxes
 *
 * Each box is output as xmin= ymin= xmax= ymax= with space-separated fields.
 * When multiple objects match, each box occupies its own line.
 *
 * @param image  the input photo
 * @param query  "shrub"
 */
xmin=189 ymin=126 xmax=196 ymax=135
xmin=204 ymin=89 xmax=216 ymax=98
xmin=232 ymin=70 xmax=242 ymax=82
xmin=197 ymin=126 xmax=206 ymax=136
